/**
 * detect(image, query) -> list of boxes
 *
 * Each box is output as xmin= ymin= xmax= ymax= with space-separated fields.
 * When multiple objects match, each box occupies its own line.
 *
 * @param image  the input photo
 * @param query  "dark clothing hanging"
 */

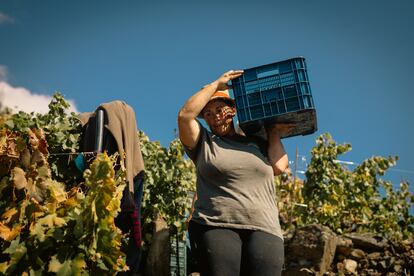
xmin=78 ymin=101 xmax=145 ymax=193
xmin=78 ymin=101 xmax=145 ymax=274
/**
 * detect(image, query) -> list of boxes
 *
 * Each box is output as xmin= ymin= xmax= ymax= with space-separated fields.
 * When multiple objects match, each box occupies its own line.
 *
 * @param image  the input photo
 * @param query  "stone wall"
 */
xmin=283 ymin=224 xmax=414 ymax=275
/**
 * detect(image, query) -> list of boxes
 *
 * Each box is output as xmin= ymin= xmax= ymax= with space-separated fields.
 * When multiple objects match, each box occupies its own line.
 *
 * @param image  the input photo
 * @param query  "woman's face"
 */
xmin=202 ymin=99 xmax=236 ymax=136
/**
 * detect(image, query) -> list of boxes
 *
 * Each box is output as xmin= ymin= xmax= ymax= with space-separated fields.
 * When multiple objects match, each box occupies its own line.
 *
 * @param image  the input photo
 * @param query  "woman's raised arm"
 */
xmin=177 ymin=70 xmax=243 ymax=149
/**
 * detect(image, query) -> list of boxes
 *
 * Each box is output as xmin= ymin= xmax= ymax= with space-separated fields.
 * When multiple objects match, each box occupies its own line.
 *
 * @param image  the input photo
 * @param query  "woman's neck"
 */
xmin=220 ymin=124 xmax=237 ymax=137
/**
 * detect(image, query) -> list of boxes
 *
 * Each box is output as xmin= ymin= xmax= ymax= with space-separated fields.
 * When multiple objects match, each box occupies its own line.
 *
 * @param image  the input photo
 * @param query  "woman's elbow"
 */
xmin=271 ymin=156 xmax=289 ymax=176
xmin=178 ymin=107 xmax=195 ymax=123
xmin=272 ymin=164 xmax=287 ymax=176
xmin=177 ymin=108 xmax=186 ymax=121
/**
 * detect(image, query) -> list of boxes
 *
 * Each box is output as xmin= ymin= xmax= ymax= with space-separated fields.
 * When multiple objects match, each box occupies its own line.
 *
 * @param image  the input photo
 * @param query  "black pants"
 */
xmin=188 ymin=221 xmax=284 ymax=276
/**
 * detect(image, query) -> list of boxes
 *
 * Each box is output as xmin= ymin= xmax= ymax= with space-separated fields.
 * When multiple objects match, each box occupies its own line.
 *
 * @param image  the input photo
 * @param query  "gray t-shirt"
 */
xmin=185 ymin=124 xmax=283 ymax=240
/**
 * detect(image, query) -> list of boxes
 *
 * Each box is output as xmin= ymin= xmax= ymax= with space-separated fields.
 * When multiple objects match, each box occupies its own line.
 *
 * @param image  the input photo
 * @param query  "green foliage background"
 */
xmin=139 ymin=131 xmax=195 ymax=248
xmin=277 ymin=133 xmax=414 ymax=243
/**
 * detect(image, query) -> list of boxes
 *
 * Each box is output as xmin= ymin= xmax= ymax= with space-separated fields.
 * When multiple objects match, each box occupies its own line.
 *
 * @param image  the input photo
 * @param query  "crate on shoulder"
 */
xmin=231 ymin=56 xmax=317 ymax=139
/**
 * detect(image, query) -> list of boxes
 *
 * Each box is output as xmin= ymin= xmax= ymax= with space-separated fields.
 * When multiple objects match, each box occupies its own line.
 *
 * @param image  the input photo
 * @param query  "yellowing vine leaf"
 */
xmin=20 ymin=148 xmax=31 ymax=169
xmin=48 ymin=256 xmax=63 ymax=273
xmin=48 ymin=254 xmax=83 ymax=276
xmin=26 ymin=178 xmax=47 ymax=203
xmin=0 ymin=222 xmax=23 ymax=241
xmin=0 ymin=262 xmax=8 ymax=274
xmin=63 ymin=193 xmax=82 ymax=208
xmin=30 ymin=149 xmax=46 ymax=166
xmin=0 ymin=133 xmax=7 ymax=154
xmin=32 ymin=129 xmax=49 ymax=155
xmin=38 ymin=214 xmax=67 ymax=228
xmin=30 ymin=213 xmax=66 ymax=242
xmin=47 ymin=180 xmax=67 ymax=203
xmin=1 ymin=208 xmax=18 ymax=224
xmin=11 ymin=167 xmax=27 ymax=190
xmin=3 ymin=237 xmax=27 ymax=266
xmin=27 ymin=129 xmax=38 ymax=147
xmin=106 ymin=183 xmax=124 ymax=214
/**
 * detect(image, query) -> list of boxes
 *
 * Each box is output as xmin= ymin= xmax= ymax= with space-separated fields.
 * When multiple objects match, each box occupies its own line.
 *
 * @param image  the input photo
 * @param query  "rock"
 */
xmin=343 ymin=259 xmax=358 ymax=274
xmin=394 ymin=264 xmax=402 ymax=273
xmin=336 ymin=236 xmax=353 ymax=256
xmin=282 ymin=268 xmax=315 ymax=276
xmin=298 ymin=259 xmax=312 ymax=266
xmin=284 ymin=224 xmax=337 ymax=276
xmin=367 ymin=252 xmax=382 ymax=260
xmin=379 ymin=260 xmax=388 ymax=270
xmin=359 ymin=258 xmax=369 ymax=268
xmin=336 ymin=254 xmax=346 ymax=262
xmin=364 ymin=268 xmax=382 ymax=275
xmin=145 ymin=213 xmax=170 ymax=276
xmin=336 ymin=262 xmax=344 ymax=272
xmin=283 ymin=229 xmax=295 ymax=243
xmin=344 ymin=233 xmax=388 ymax=252
xmin=369 ymin=259 xmax=378 ymax=266
xmin=350 ymin=249 xmax=366 ymax=260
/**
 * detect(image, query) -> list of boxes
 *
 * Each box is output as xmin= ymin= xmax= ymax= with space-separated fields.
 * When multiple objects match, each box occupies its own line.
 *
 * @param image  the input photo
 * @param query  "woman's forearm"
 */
xmin=178 ymin=70 xmax=244 ymax=121
xmin=267 ymin=131 xmax=289 ymax=175
xmin=178 ymin=81 xmax=220 ymax=121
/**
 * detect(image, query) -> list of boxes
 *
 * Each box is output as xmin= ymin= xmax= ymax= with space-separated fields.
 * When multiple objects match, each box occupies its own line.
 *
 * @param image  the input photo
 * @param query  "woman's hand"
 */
xmin=213 ymin=70 xmax=244 ymax=91
xmin=266 ymin=123 xmax=296 ymax=139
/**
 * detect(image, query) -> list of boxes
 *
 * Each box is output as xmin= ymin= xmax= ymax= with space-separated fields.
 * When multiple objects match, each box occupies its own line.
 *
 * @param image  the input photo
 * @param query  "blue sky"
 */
xmin=1 ymin=0 xmax=413 ymax=189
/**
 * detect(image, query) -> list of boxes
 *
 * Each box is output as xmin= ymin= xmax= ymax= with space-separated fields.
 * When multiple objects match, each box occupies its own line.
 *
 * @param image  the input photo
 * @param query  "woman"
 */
xmin=178 ymin=70 xmax=291 ymax=276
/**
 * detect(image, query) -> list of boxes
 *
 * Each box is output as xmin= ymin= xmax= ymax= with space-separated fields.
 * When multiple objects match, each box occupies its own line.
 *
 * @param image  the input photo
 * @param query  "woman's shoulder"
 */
xmin=232 ymin=134 xmax=268 ymax=156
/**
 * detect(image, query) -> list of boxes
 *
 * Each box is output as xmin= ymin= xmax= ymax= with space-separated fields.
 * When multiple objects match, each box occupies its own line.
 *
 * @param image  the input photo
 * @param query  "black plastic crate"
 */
xmin=170 ymin=236 xmax=186 ymax=276
xmin=232 ymin=57 xmax=317 ymax=138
